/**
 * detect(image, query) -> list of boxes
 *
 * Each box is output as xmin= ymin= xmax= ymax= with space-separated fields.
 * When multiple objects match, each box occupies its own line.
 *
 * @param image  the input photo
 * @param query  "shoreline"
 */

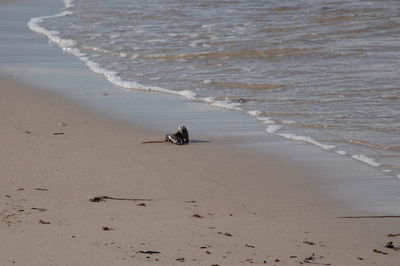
xmin=24 ymin=0 xmax=400 ymax=180
xmin=1 ymin=0 xmax=400 ymax=264
xmin=1 ymin=0 xmax=399 ymax=214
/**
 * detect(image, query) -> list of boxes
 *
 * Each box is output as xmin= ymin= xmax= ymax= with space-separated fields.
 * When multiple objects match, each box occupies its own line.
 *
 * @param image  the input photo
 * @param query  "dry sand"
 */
xmin=1 ymin=78 xmax=399 ymax=265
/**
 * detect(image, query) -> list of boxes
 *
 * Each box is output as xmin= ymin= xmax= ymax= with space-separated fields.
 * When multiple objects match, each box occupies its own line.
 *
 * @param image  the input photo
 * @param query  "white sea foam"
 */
xmin=247 ymin=110 xmax=275 ymax=124
xmin=351 ymin=154 xmax=381 ymax=167
xmin=64 ymin=0 xmax=75 ymax=8
xmin=247 ymin=110 xmax=262 ymax=116
xmin=144 ymin=39 xmax=166 ymax=43
xmin=283 ymin=120 xmax=295 ymax=124
xmin=178 ymin=90 xmax=197 ymax=99
xmin=382 ymin=169 xmax=393 ymax=173
xmin=201 ymin=24 xmax=215 ymax=29
xmin=201 ymin=97 xmax=215 ymax=103
xmin=257 ymin=117 xmax=275 ymax=124
xmin=209 ymin=101 xmax=242 ymax=111
xmin=265 ymin=128 xmax=336 ymax=151
xmin=278 ymin=133 xmax=336 ymax=151
xmin=110 ymin=34 xmax=121 ymax=39
xmin=28 ymin=12 xmax=75 ymax=48
xmin=266 ymin=125 xmax=282 ymax=134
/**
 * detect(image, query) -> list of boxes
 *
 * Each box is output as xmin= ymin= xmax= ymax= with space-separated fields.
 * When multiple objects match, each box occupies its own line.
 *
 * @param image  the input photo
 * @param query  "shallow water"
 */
xmin=30 ymin=0 xmax=400 ymax=176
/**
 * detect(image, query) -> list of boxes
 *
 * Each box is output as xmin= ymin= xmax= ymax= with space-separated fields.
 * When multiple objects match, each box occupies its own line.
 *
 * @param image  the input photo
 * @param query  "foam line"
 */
xmin=352 ymin=154 xmax=381 ymax=167
xmin=264 ymin=125 xmax=336 ymax=151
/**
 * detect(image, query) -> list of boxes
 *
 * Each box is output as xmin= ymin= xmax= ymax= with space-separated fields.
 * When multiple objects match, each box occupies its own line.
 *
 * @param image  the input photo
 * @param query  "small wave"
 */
xmin=266 ymin=125 xmax=282 ymax=134
xmin=277 ymin=133 xmax=336 ymax=151
xmin=141 ymin=47 xmax=321 ymax=61
xmin=203 ymin=81 xmax=284 ymax=91
xmin=331 ymin=139 xmax=400 ymax=152
xmin=28 ymin=2 xmax=253 ymax=116
xmin=81 ymin=46 xmax=131 ymax=58
xmin=28 ymin=2 xmax=200 ymax=101
xmin=259 ymin=111 xmax=310 ymax=117
xmin=263 ymin=124 xmax=336 ymax=151
xmin=258 ymin=117 xmax=275 ymax=124
xmin=352 ymin=154 xmax=381 ymax=167
xmin=246 ymin=110 xmax=277 ymax=124
xmin=200 ymin=97 xmax=215 ymax=103
xmin=247 ymin=110 xmax=262 ymax=116
xmin=209 ymin=101 xmax=242 ymax=111
xmin=28 ymin=1 xmax=250 ymax=118
xmin=251 ymin=98 xmax=339 ymax=105
xmin=278 ymin=120 xmax=329 ymax=129
xmin=265 ymin=125 xmax=387 ymax=170
xmin=28 ymin=11 xmax=75 ymax=47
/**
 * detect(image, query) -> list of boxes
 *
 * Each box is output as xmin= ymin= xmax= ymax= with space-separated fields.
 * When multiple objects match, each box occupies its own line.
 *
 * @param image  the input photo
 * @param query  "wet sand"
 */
xmin=1 ymin=78 xmax=399 ymax=265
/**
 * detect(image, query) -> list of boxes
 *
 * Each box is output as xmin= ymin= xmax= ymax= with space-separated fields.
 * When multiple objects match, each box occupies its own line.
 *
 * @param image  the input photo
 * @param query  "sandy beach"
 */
xmin=1 ymin=0 xmax=400 ymax=265
xmin=1 ymin=80 xmax=399 ymax=265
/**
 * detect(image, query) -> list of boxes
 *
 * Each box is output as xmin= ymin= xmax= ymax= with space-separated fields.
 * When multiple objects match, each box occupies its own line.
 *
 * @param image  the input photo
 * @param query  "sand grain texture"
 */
xmin=1 ymin=79 xmax=399 ymax=265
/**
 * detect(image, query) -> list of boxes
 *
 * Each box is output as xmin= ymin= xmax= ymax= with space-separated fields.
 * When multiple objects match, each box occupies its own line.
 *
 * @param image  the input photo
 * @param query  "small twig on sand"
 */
xmin=89 ymin=196 xmax=152 ymax=202
xmin=137 ymin=250 xmax=161 ymax=255
xmin=373 ymin=249 xmax=388 ymax=255
xmin=141 ymin=140 xmax=168 ymax=144
xmin=303 ymin=262 xmax=331 ymax=265
xmin=302 ymin=253 xmax=331 ymax=265
xmin=34 ymin=188 xmax=49 ymax=191
xmin=338 ymin=215 xmax=400 ymax=219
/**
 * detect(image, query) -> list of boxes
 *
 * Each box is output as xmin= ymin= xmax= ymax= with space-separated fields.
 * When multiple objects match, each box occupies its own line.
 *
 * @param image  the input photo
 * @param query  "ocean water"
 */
xmin=29 ymin=0 xmax=400 ymax=177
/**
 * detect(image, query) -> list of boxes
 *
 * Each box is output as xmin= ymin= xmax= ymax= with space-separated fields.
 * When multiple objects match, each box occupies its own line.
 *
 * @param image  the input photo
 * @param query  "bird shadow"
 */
xmin=190 ymin=139 xmax=211 ymax=144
